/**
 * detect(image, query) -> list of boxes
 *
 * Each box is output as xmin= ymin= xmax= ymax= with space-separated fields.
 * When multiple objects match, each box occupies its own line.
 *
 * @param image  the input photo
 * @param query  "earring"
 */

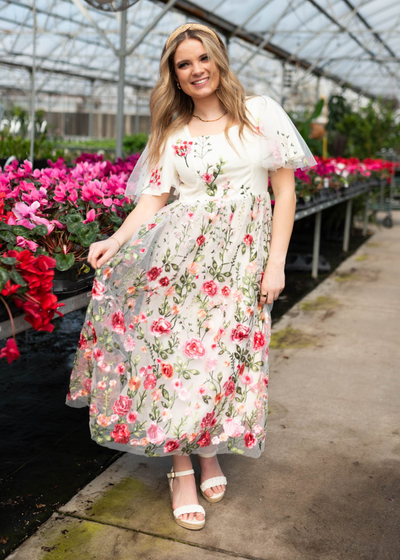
xmin=177 ymin=82 xmax=181 ymax=89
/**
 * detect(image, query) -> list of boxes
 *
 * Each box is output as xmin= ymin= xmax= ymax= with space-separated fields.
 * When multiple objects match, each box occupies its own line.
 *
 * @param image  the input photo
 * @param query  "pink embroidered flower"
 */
xmin=92 ymin=278 xmax=106 ymax=300
xmin=242 ymin=372 xmax=253 ymax=385
xmin=202 ymin=172 xmax=213 ymax=183
xmin=171 ymin=379 xmax=183 ymax=391
xmin=93 ymin=348 xmax=104 ymax=362
xmin=183 ymin=338 xmax=206 ymax=359
xmin=253 ymin=331 xmax=266 ymax=350
xmin=201 ymin=280 xmax=218 ymax=297
xmin=230 ymin=324 xmax=250 ymax=342
xmin=112 ymin=395 xmax=132 ymax=416
xmin=123 ymin=335 xmax=136 ymax=352
xmin=143 ymin=373 xmax=157 ymax=390
xmin=221 ymin=286 xmax=231 ymax=297
xmin=147 ymin=421 xmax=166 ymax=444
xmin=223 ymin=378 xmax=235 ymax=396
xmin=243 ymin=234 xmax=253 ymax=246
xmin=173 ymin=140 xmax=193 ymax=158
xmin=223 ymin=418 xmax=244 ymax=438
xmin=111 ymin=310 xmax=126 ymax=335
xmin=127 ymin=411 xmax=138 ymax=424
xmin=150 ymin=318 xmax=172 ymax=337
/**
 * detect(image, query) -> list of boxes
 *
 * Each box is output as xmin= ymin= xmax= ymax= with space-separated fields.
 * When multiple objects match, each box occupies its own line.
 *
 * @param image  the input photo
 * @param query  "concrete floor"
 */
xmin=6 ymin=215 xmax=400 ymax=560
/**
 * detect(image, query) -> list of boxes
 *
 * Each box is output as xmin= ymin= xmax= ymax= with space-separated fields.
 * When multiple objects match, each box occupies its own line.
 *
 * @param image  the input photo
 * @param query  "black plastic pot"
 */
xmin=52 ymin=261 xmax=95 ymax=295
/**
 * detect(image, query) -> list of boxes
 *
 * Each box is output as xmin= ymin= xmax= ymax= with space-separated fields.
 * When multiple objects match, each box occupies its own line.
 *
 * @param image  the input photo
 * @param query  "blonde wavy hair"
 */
xmin=146 ymin=26 xmax=259 ymax=169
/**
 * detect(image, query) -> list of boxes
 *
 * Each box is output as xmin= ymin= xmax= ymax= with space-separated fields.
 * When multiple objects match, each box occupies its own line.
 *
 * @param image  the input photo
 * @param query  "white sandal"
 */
xmin=167 ymin=467 xmax=206 ymax=530
xmin=197 ymin=452 xmax=227 ymax=503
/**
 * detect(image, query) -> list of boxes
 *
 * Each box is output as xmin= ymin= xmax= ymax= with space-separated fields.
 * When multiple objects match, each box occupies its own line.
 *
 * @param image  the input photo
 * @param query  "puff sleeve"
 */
xmin=250 ymin=95 xmax=317 ymax=173
xmin=124 ymin=136 xmax=180 ymax=205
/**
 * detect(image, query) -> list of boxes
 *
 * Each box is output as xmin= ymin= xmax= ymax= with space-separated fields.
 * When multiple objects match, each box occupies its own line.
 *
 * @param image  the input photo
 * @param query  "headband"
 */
xmin=165 ymin=23 xmax=220 ymax=48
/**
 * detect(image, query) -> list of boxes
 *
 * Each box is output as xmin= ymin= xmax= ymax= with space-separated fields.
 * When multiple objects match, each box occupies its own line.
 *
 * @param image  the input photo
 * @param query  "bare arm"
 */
xmin=260 ymin=167 xmax=296 ymax=305
xmin=87 ymin=191 xmax=171 ymax=269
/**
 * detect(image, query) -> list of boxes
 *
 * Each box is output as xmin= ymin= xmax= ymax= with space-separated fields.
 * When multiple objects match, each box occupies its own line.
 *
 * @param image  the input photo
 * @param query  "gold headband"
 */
xmin=165 ymin=23 xmax=219 ymax=48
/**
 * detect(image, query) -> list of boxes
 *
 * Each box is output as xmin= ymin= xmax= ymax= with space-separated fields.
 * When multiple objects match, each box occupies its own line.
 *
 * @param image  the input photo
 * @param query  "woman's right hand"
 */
xmin=87 ymin=238 xmax=121 ymax=270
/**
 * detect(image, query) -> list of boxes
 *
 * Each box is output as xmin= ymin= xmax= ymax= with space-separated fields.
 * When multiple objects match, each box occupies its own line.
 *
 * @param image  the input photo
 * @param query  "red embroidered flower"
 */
xmin=244 ymin=431 xmax=257 ymax=448
xmin=237 ymin=363 xmax=245 ymax=376
xmin=112 ymin=395 xmax=133 ymax=416
xmin=201 ymin=280 xmax=218 ymax=297
xmin=201 ymin=411 xmax=217 ymax=429
xmin=111 ymin=423 xmax=130 ymax=444
xmin=230 ymin=324 xmax=250 ymax=342
xmin=161 ymin=363 xmax=174 ymax=379
xmin=244 ymin=234 xmax=253 ymax=246
xmin=223 ymin=378 xmax=235 ymax=396
xmin=253 ymin=331 xmax=266 ymax=351
xmin=150 ymin=318 xmax=172 ymax=337
xmin=92 ymin=278 xmax=106 ymax=300
xmin=78 ymin=333 xmax=88 ymax=350
xmin=159 ymin=276 xmax=170 ymax=286
xmin=196 ymin=235 xmax=205 ymax=246
xmin=221 ymin=286 xmax=231 ymax=297
xmin=164 ymin=439 xmax=180 ymax=453
xmin=146 ymin=266 xmax=162 ymax=281
xmin=111 ymin=310 xmax=126 ymax=335
xmin=198 ymin=430 xmax=211 ymax=447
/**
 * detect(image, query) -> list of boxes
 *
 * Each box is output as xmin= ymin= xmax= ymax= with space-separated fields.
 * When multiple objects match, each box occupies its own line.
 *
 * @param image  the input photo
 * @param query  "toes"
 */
xmin=196 ymin=512 xmax=205 ymax=521
xmin=204 ymin=488 xmax=214 ymax=497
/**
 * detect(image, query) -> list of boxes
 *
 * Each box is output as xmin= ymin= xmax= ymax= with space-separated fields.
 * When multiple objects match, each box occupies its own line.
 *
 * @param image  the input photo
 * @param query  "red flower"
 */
xmin=253 ymin=331 xmax=266 ymax=351
xmin=196 ymin=235 xmax=205 ymax=246
xmin=237 ymin=363 xmax=245 ymax=376
xmin=0 ymin=338 xmax=20 ymax=364
xmin=198 ymin=430 xmax=211 ymax=447
xmin=143 ymin=373 xmax=157 ymax=390
xmin=1 ymin=280 xmax=21 ymax=297
xmin=111 ymin=423 xmax=130 ymax=444
xmin=112 ymin=395 xmax=132 ymax=416
xmin=164 ymin=439 xmax=180 ymax=453
xmin=200 ymin=411 xmax=217 ymax=430
xmin=243 ymin=234 xmax=253 ymax=246
xmin=221 ymin=286 xmax=231 ymax=297
xmin=201 ymin=280 xmax=218 ymax=297
xmin=78 ymin=333 xmax=88 ymax=350
xmin=146 ymin=266 xmax=162 ymax=281
xmin=223 ymin=378 xmax=235 ymax=396
xmin=111 ymin=310 xmax=126 ymax=335
xmin=244 ymin=431 xmax=257 ymax=449
xmin=161 ymin=363 xmax=174 ymax=379
xmin=150 ymin=318 xmax=172 ymax=337
xmin=230 ymin=324 xmax=250 ymax=342
xmin=159 ymin=276 xmax=170 ymax=286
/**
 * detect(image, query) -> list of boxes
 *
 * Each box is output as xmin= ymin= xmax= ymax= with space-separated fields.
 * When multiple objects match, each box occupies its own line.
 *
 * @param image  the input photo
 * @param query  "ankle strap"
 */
xmin=167 ymin=468 xmax=194 ymax=479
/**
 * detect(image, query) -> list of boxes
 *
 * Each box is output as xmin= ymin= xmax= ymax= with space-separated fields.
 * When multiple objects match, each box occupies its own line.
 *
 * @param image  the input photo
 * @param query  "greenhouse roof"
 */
xmin=0 ymin=0 xmax=399 ymax=103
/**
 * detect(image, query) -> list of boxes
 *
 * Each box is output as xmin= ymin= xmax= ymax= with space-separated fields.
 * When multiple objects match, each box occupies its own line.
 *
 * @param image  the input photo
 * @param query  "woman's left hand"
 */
xmin=259 ymin=262 xmax=285 ymax=306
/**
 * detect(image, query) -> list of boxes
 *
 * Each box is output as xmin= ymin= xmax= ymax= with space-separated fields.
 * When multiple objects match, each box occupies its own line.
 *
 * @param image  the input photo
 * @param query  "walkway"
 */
xmin=7 ymin=215 xmax=400 ymax=560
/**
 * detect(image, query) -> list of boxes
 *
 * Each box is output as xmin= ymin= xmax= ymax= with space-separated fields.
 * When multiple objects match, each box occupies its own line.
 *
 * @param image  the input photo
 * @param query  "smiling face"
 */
xmin=173 ymin=38 xmax=220 ymax=99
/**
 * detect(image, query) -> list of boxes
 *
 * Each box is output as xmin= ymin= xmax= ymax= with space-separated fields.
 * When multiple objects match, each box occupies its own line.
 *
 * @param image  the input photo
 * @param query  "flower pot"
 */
xmin=52 ymin=261 xmax=95 ymax=295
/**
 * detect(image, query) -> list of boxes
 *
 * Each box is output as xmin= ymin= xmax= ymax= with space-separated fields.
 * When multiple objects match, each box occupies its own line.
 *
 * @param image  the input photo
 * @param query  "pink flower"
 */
xmin=112 ymin=395 xmax=132 ymax=416
xmin=150 ymin=318 xmax=172 ymax=337
xmin=242 ymin=372 xmax=253 ymax=385
xmin=127 ymin=411 xmax=138 ymax=424
xmin=92 ymin=278 xmax=106 ymax=300
xmin=202 ymin=172 xmax=213 ymax=183
xmin=111 ymin=423 xmax=130 ymax=444
xmin=16 ymin=236 xmax=39 ymax=251
xmin=97 ymin=381 xmax=106 ymax=390
xmin=253 ymin=331 xmax=266 ymax=350
xmin=171 ymin=379 xmax=183 ymax=391
xmin=123 ymin=335 xmax=136 ymax=352
xmin=83 ymin=208 xmax=96 ymax=224
xmin=201 ymin=280 xmax=218 ymax=297
xmin=147 ymin=421 xmax=166 ymax=444
xmin=223 ymin=418 xmax=245 ymax=438
xmin=230 ymin=324 xmax=250 ymax=342
xmin=183 ymin=338 xmax=206 ymax=359
xmin=93 ymin=348 xmax=104 ymax=362
xmin=111 ymin=310 xmax=126 ymax=335
xmin=143 ymin=373 xmax=157 ymax=390
xmin=243 ymin=234 xmax=253 ymax=245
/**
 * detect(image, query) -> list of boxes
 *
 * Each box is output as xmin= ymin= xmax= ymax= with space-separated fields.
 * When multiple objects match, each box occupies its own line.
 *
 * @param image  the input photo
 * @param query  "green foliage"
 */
xmin=327 ymin=94 xmax=400 ymax=158
xmin=123 ymin=133 xmax=148 ymax=154
xmin=289 ymin=98 xmax=324 ymax=156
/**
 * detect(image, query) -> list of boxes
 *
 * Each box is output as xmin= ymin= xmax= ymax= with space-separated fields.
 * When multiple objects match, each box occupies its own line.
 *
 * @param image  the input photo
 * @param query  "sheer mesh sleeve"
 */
xmin=249 ymin=95 xmax=317 ymax=174
xmin=124 ymin=137 xmax=180 ymax=205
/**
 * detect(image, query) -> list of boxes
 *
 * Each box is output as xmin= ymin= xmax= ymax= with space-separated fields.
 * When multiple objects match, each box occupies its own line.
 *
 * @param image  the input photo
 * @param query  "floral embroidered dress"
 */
xmin=66 ymin=95 xmax=316 ymax=458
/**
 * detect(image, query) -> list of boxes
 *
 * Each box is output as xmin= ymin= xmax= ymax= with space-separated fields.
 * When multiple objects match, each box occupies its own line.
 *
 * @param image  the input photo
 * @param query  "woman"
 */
xmin=67 ymin=22 xmax=316 ymax=531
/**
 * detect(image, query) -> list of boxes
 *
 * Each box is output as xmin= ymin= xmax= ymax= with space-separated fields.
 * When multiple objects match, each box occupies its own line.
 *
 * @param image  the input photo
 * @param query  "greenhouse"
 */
xmin=1 ymin=1 xmax=399 ymax=558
